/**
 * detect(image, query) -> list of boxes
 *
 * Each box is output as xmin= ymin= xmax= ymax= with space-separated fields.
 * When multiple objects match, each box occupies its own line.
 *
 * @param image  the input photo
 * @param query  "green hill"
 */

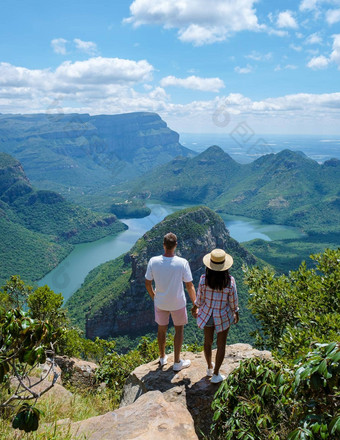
xmin=123 ymin=147 xmax=340 ymax=236
xmin=0 ymin=153 xmax=127 ymax=285
xmin=66 ymin=206 xmax=259 ymax=350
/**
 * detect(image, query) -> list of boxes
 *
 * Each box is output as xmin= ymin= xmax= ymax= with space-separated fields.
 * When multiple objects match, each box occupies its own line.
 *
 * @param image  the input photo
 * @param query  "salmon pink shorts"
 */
xmin=155 ymin=306 xmax=188 ymax=326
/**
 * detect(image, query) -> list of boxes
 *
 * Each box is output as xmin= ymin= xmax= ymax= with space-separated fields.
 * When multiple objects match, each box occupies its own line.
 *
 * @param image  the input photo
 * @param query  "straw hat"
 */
xmin=203 ymin=249 xmax=233 ymax=271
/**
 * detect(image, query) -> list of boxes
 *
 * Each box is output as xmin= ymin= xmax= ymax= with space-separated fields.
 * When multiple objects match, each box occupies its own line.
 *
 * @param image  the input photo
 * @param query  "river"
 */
xmin=38 ymin=203 xmax=304 ymax=301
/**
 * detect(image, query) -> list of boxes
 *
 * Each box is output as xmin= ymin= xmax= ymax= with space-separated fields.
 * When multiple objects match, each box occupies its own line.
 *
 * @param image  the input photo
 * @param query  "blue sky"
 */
xmin=0 ymin=0 xmax=340 ymax=134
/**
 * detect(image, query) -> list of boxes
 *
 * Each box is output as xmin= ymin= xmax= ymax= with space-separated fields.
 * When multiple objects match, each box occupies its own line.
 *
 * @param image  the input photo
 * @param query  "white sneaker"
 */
xmin=159 ymin=355 xmax=168 ymax=367
xmin=207 ymin=362 xmax=215 ymax=377
xmin=173 ymin=359 xmax=191 ymax=371
xmin=211 ymin=373 xmax=226 ymax=384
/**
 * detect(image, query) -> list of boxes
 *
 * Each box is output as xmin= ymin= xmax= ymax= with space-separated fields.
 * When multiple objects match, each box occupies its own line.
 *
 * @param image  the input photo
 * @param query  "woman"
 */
xmin=192 ymin=249 xmax=239 ymax=384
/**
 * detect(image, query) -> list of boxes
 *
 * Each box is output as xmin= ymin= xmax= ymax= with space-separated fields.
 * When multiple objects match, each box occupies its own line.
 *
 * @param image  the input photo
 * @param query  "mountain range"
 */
xmin=0 ymin=153 xmax=126 ymax=285
xmin=0 ymin=112 xmax=194 ymax=212
xmin=122 ymin=146 xmax=340 ymax=235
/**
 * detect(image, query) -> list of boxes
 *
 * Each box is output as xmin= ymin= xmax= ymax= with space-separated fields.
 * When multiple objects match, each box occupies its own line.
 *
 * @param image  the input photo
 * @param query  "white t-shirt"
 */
xmin=145 ymin=255 xmax=193 ymax=311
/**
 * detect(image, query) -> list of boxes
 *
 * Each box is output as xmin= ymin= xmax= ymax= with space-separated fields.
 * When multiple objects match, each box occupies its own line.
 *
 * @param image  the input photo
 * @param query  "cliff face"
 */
xmin=84 ymin=206 xmax=256 ymax=340
xmin=0 ymin=152 xmax=127 ymax=285
xmin=0 ymin=153 xmax=33 ymax=203
xmin=0 ymin=112 xmax=194 ymax=197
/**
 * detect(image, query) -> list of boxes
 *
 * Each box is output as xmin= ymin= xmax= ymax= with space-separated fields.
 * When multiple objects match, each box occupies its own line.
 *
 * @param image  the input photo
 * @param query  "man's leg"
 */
xmin=174 ymin=325 xmax=184 ymax=363
xmin=158 ymin=325 xmax=168 ymax=358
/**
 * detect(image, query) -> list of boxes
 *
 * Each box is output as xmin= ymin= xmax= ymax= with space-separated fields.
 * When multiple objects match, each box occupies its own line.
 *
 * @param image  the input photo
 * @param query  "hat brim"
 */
xmin=203 ymin=252 xmax=233 ymax=271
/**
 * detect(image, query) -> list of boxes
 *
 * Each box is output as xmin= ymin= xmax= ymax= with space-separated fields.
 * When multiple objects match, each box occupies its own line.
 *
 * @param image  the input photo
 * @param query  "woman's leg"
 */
xmin=204 ymin=326 xmax=215 ymax=369
xmin=214 ymin=328 xmax=229 ymax=375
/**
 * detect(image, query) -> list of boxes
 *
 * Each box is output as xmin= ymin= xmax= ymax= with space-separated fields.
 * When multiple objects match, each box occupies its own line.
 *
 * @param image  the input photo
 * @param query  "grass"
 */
xmin=0 ymin=385 xmax=117 ymax=440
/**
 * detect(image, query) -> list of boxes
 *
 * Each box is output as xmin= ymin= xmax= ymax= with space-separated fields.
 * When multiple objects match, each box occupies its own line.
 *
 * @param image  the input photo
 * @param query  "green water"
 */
xmin=38 ymin=203 xmax=304 ymax=301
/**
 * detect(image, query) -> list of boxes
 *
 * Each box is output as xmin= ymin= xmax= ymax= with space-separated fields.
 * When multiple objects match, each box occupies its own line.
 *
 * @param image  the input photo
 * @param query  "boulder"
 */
xmin=55 ymin=356 xmax=98 ymax=388
xmin=10 ymin=376 xmax=72 ymax=403
xmin=121 ymin=344 xmax=272 ymax=437
xmin=39 ymin=359 xmax=62 ymax=384
xmin=66 ymin=390 xmax=198 ymax=439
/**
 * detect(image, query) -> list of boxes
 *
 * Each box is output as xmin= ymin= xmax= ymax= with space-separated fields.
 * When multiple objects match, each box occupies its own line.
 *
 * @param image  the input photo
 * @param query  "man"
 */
xmin=145 ymin=232 xmax=196 ymax=371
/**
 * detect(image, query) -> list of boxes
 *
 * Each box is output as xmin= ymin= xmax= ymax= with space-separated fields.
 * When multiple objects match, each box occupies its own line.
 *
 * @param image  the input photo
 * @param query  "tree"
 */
xmin=27 ymin=285 xmax=67 ymax=329
xmin=244 ymin=248 xmax=340 ymax=359
xmin=1 ymin=275 xmax=32 ymax=310
xmin=0 ymin=279 xmax=64 ymax=433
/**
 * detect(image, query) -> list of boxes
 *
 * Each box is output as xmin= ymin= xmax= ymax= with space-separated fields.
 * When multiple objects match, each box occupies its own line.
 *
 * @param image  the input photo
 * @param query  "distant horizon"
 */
xmin=1 ymin=111 xmax=340 ymax=137
xmin=180 ymin=132 xmax=340 ymax=137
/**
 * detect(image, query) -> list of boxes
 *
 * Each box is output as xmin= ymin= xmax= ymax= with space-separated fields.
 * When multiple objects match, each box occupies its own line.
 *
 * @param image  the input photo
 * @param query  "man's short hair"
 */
xmin=163 ymin=232 xmax=177 ymax=250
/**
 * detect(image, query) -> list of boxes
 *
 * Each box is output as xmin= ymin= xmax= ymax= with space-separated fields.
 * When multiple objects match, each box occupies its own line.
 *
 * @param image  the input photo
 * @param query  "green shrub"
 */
xmin=211 ymin=342 xmax=340 ymax=440
xmin=244 ymin=248 xmax=340 ymax=360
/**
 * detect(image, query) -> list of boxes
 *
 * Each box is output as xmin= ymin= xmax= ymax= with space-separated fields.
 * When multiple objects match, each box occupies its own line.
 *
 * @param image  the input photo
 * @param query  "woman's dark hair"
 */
xmin=205 ymin=267 xmax=231 ymax=291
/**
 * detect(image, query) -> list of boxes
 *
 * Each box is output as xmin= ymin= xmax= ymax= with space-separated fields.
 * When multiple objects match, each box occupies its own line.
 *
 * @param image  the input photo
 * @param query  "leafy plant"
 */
xmin=244 ymin=248 xmax=340 ymax=359
xmin=288 ymin=342 xmax=340 ymax=440
xmin=211 ymin=357 xmax=293 ymax=439
xmin=210 ymin=342 xmax=340 ymax=439
xmin=0 ymin=306 xmax=63 ymax=433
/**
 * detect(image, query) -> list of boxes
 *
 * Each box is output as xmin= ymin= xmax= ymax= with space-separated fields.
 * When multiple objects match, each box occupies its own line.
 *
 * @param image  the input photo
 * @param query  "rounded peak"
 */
xmin=199 ymin=145 xmax=234 ymax=161
xmin=276 ymin=149 xmax=308 ymax=159
xmin=323 ymin=158 xmax=340 ymax=167
xmin=0 ymin=152 xmax=21 ymax=169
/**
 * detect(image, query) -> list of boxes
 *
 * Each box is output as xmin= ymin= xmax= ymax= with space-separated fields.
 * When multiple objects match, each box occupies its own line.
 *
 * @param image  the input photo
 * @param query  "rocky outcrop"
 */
xmin=84 ymin=206 xmax=256 ymax=340
xmin=121 ymin=344 xmax=272 ymax=437
xmin=62 ymin=390 xmax=198 ymax=440
xmin=0 ymin=152 xmax=32 ymax=203
xmin=55 ymin=356 xmax=98 ymax=388
xmin=40 ymin=344 xmax=271 ymax=439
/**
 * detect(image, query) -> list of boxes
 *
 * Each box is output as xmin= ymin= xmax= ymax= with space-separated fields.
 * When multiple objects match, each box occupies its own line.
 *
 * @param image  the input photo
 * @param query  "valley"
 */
xmin=38 ymin=203 xmax=305 ymax=301
xmin=0 ymin=111 xmax=339 ymax=349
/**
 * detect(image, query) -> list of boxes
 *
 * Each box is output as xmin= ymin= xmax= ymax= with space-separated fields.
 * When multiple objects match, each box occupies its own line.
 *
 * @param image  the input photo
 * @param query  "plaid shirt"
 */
xmin=195 ymin=274 xmax=238 ymax=333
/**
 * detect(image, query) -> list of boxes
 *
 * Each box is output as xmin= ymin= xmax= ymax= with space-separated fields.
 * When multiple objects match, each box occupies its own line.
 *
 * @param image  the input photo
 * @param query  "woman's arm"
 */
xmin=229 ymin=278 xmax=239 ymax=324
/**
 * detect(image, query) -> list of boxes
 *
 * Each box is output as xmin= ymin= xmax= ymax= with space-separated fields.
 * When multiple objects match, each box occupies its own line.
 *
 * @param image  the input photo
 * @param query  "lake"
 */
xmin=38 ymin=203 xmax=304 ymax=301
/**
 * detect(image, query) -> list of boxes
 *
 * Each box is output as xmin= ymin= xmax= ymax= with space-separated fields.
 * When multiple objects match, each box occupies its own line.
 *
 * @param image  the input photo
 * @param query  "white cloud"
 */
xmin=160 ymin=75 xmax=225 ymax=92
xmin=275 ymin=64 xmax=298 ymax=71
xmin=0 ymin=57 xmax=154 ymax=93
xmin=125 ymin=0 xmax=262 ymax=45
xmin=267 ymin=28 xmax=289 ymax=37
xmin=330 ymin=34 xmax=340 ymax=67
xmin=235 ymin=65 xmax=253 ymax=74
xmin=300 ymin=0 xmax=340 ymax=12
xmin=305 ymin=32 xmax=322 ymax=44
xmin=178 ymin=24 xmax=227 ymax=45
xmin=74 ymin=38 xmax=98 ymax=55
xmin=148 ymin=86 xmax=169 ymax=100
xmin=51 ymin=38 xmax=68 ymax=55
xmin=245 ymin=51 xmax=272 ymax=61
xmin=290 ymin=43 xmax=303 ymax=51
xmin=55 ymin=57 xmax=153 ymax=85
xmin=307 ymin=55 xmax=330 ymax=68
xmin=299 ymin=0 xmax=318 ymax=11
xmin=326 ymin=8 xmax=340 ymax=24
xmin=1 ymin=58 xmax=340 ymax=134
xmin=164 ymin=92 xmax=340 ymax=134
xmin=304 ymin=34 xmax=340 ymax=70
xmin=277 ymin=10 xmax=298 ymax=29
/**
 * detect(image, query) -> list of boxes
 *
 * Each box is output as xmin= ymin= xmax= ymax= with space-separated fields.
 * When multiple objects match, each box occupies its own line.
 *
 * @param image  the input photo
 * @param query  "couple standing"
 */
xmin=145 ymin=232 xmax=239 ymax=384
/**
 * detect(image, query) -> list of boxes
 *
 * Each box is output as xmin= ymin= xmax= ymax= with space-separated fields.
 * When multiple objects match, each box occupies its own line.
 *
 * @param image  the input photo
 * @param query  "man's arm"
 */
xmin=185 ymin=281 xmax=196 ymax=304
xmin=186 ymin=281 xmax=197 ymax=318
xmin=145 ymin=279 xmax=155 ymax=300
